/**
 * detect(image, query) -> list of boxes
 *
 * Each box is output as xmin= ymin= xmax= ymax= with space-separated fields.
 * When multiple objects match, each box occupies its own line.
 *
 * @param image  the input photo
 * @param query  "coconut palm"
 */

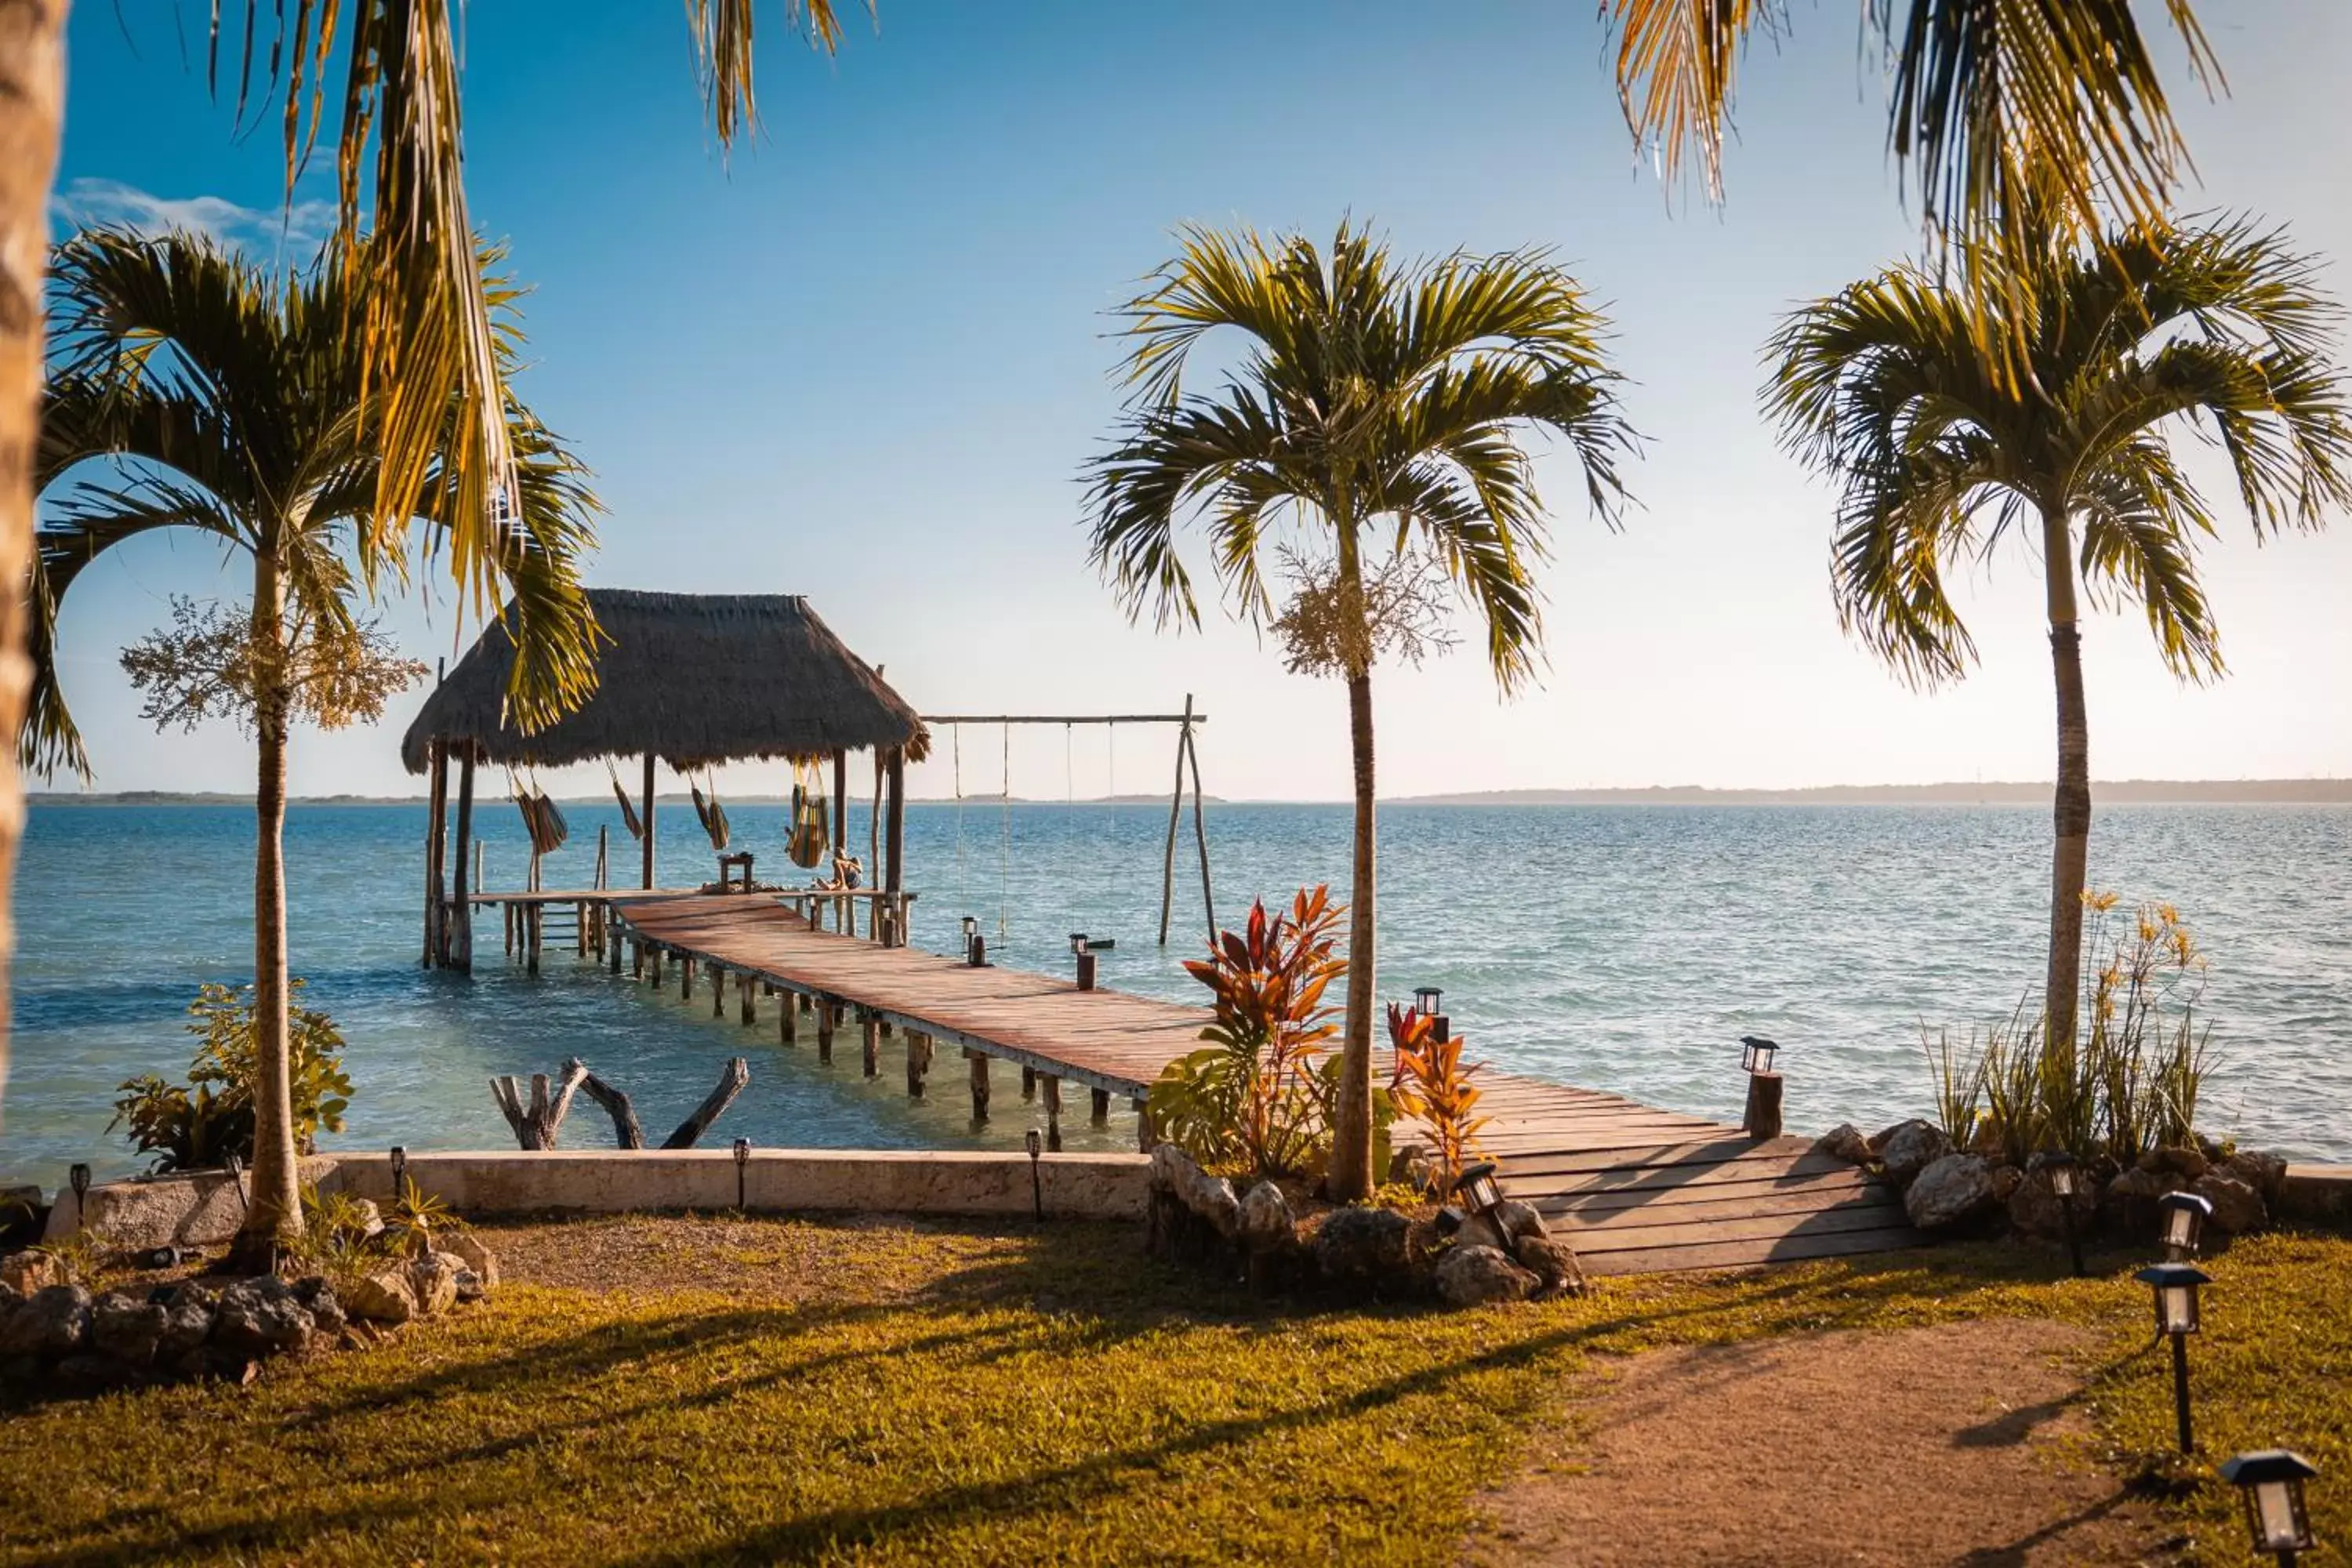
xmin=1764 ymin=214 xmax=2352 ymax=1056
xmin=31 ymin=227 xmax=599 ymax=1255
xmin=1085 ymin=222 xmax=1636 ymax=1201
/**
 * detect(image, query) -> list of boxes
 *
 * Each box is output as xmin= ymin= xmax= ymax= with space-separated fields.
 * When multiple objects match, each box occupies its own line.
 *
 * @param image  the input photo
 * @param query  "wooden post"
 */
xmin=1022 ymin=1065 xmax=1036 ymax=1100
xmin=1133 ymin=1096 xmax=1155 ymax=1152
xmin=423 ymin=738 xmax=448 ymax=967
xmin=906 ymin=1030 xmax=932 ymax=1097
xmin=1157 ymin=694 xmax=1192 ymax=945
xmin=739 ymin=972 xmax=756 ymax=1025
xmin=1043 ymin=1075 xmax=1064 ymax=1152
xmin=1742 ymin=1072 xmax=1785 ymax=1140
xmin=609 ymin=913 xmax=623 ymax=974
xmin=450 ymin=743 xmax=477 ymax=971
xmin=816 ymin=997 xmax=835 ymax=1062
xmin=779 ymin=990 xmax=798 ymax=1045
xmin=862 ymin=1011 xmax=881 ymax=1077
xmin=1091 ymin=1087 xmax=1110 ymax=1125
xmin=1185 ymin=723 xmax=1214 ymax=941
xmin=681 ymin=954 xmax=695 ymax=1002
xmin=966 ymin=1049 xmax=990 ymax=1121
xmin=712 ymin=963 xmax=727 ymax=1018
xmin=884 ymin=744 xmax=906 ymax=948
xmin=830 ymin=748 xmax=848 ymax=931
xmin=641 ymin=751 xmax=657 ymax=890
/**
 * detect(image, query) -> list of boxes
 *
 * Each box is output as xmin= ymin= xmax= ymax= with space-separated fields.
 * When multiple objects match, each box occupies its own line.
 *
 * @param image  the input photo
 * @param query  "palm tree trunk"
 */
xmin=0 ymin=0 xmax=70 ymax=1134
xmin=1327 ymin=527 xmax=1377 ymax=1203
xmin=237 ymin=546 xmax=303 ymax=1257
xmin=2042 ymin=505 xmax=2090 ymax=1057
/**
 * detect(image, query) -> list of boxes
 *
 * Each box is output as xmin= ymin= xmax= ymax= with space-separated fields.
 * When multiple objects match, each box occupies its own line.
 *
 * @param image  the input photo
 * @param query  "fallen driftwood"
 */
xmin=490 ymin=1057 xmax=750 ymax=1151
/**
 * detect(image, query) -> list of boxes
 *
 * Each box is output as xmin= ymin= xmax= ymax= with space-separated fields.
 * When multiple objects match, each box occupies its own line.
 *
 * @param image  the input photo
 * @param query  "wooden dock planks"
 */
xmin=604 ymin=892 xmax=1927 ymax=1276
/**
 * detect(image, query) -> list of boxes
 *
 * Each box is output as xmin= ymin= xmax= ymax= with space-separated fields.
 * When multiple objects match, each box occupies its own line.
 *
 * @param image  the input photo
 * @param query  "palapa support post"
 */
xmin=967 ymin=1049 xmax=990 ymax=1121
xmin=862 ymin=1011 xmax=881 ymax=1078
xmin=830 ymin=749 xmax=848 ymax=931
xmin=884 ymin=743 xmax=906 ymax=948
xmin=423 ymin=737 xmax=448 ymax=967
xmin=1043 ymin=1075 xmax=1064 ymax=1152
xmin=641 ymin=752 xmax=657 ymax=890
xmin=1743 ymin=1072 xmax=1785 ymax=1140
xmin=1091 ymin=1087 xmax=1110 ymax=1125
xmin=450 ymin=742 xmax=477 ymax=971
xmin=906 ymin=1031 xmax=933 ymax=1098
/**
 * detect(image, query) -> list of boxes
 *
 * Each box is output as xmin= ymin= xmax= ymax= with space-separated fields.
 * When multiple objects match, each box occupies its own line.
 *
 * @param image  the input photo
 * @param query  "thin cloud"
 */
xmin=51 ymin=177 xmax=336 ymax=258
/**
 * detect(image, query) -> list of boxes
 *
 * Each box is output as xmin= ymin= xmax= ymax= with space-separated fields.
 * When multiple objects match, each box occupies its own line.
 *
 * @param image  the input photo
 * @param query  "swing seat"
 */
xmin=717 ymin=851 xmax=755 ymax=892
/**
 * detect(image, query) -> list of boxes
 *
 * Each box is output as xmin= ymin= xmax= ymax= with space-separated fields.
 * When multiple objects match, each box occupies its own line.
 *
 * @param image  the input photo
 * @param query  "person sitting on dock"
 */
xmin=818 ymin=853 xmax=863 ymax=891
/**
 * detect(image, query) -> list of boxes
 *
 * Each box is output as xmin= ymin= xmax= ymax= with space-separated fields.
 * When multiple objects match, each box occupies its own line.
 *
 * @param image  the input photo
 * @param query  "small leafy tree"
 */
xmin=111 ymin=981 xmax=354 ymax=1173
xmin=1386 ymin=1004 xmax=1490 ymax=1192
xmin=1149 ymin=887 xmax=1391 ymax=1185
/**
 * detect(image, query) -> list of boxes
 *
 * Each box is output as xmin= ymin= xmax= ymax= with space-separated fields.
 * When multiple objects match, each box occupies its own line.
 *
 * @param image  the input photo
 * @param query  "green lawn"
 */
xmin=0 ymin=1219 xmax=2343 ymax=1566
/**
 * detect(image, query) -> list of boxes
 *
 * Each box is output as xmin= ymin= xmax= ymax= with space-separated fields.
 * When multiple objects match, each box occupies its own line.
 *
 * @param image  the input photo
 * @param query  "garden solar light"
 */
xmin=2030 ymin=1149 xmax=2085 ymax=1276
xmin=1069 ymin=932 xmax=1089 ymax=956
xmin=2159 ymin=1190 xmax=2214 ymax=1260
xmin=2220 ymin=1450 xmax=2320 ymax=1564
xmin=1739 ymin=1035 xmax=1779 ymax=1075
xmin=1454 ymin=1161 xmax=1503 ymax=1215
xmin=2135 ymin=1262 xmax=2212 ymax=1454
xmin=1413 ymin=985 xmax=1443 ymax=1018
xmin=1024 ymin=1128 xmax=1044 ymax=1221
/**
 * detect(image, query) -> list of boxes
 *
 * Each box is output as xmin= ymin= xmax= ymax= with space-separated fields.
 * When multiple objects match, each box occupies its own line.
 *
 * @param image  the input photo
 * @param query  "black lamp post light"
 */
xmin=2220 ymin=1450 xmax=2321 ymax=1566
xmin=733 ymin=1137 xmax=752 ymax=1210
xmin=2030 ymin=1149 xmax=2085 ymax=1277
xmin=389 ymin=1144 xmax=408 ymax=1198
xmin=1069 ymin=932 xmax=1096 ymax=992
xmin=2158 ymin=1190 xmax=2214 ymax=1261
xmin=2134 ymin=1261 xmax=2212 ymax=1454
xmin=962 ymin=916 xmax=985 ymax=967
xmin=1738 ymin=1035 xmax=1779 ymax=1075
xmin=1024 ymin=1128 xmax=1044 ymax=1221
xmin=67 ymin=1163 xmax=91 ymax=1232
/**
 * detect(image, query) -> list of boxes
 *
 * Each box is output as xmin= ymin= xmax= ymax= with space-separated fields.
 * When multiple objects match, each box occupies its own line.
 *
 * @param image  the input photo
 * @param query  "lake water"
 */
xmin=5 ymin=799 xmax=2348 ymax=1190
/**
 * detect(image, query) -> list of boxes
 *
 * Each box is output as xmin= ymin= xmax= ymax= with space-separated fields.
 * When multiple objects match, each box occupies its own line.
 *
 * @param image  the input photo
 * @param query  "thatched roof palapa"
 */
xmin=401 ymin=590 xmax=927 ymax=774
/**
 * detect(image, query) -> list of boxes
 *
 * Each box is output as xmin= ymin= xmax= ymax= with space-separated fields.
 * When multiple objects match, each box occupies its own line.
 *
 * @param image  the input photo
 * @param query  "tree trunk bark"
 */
xmin=1327 ymin=524 xmax=1377 ymax=1203
xmin=238 ymin=546 xmax=303 ymax=1255
xmin=0 ymin=0 xmax=69 ymax=1135
xmin=2042 ymin=506 xmax=2091 ymax=1058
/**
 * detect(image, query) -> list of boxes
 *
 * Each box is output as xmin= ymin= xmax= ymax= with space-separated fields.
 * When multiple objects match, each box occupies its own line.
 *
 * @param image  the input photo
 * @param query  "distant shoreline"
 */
xmin=27 ymin=780 xmax=2352 ymax=808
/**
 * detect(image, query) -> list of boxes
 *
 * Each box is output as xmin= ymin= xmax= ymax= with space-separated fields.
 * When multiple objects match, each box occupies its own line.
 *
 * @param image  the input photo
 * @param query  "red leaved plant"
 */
xmin=1387 ymin=1003 xmax=1489 ymax=1192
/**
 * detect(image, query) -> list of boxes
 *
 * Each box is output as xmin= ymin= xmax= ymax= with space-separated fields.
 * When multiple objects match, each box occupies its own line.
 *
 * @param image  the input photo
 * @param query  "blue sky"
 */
xmin=42 ymin=2 xmax=2352 ymax=801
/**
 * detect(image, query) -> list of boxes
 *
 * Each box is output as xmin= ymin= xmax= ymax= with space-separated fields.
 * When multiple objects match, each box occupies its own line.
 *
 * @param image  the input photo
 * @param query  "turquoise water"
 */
xmin=5 ymin=800 xmax=2348 ymax=1189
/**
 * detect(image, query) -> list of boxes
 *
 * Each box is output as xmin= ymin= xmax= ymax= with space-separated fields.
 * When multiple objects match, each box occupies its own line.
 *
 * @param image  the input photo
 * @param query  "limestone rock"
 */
xmin=1235 ymin=1181 xmax=1296 ymax=1252
xmin=1513 ymin=1234 xmax=1588 ymax=1297
xmin=154 ymin=1284 xmax=217 ymax=1357
xmin=1989 ymin=1164 xmax=2024 ymax=1205
xmin=2006 ymin=1172 xmax=2098 ymax=1241
xmin=438 ymin=1229 xmax=499 ymax=1291
xmin=0 ymin=1284 xmax=92 ymax=1357
xmin=2192 ymin=1171 xmax=2267 ymax=1236
xmin=342 ymin=1267 xmax=419 ymax=1326
xmin=1312 ymin=1206 xmax=1412 ymax=1284
xmin=452 ymin=1269 xmax=488 ymax=1305
xmin=292 ymin=1277 xmax=347 ymax=1338
xmin=0 ymin=1250 xmax=60 ymax=1296
xmin=1149 ymin=1143 xmax=1203 ymax=1191
xmin=410 ymin=1253 xmax=463 ymax=1316
xmin=53 ymin=1354 xmax=140 ymax=1392
xmin=347 ymin=1198 xmax=387 ymax=1239
xmin=1454 ymin=1211 xmax=1511 ymax=1254
xmin=1491 ymin=1200 xmax=1548 ymax=1243
xmin=213 ymin=1277 xmax=315 ymax=1356
xmin=90 ymin=1291 xmax=168 ymax=1367
xmin=2221 ymin=1149 xmax=2288 ymax=1203
xmin=1435 ymin=1243 xmax=1539 ymax=1307
xmin=1813 ymin=1123 xmax=1873 ymax=1167
xmin=1904 ymin=1154 xmax=1996 ymax=1230
xmin=0 ymin=1186 xmax=43 ymax=1245
xmin=2103 ymin=1165 xmax=2172 ymax=1239
xmin=1878 ymin=1121 xmax=1955 ymax=1189
xmin=2141 ymin=1145 xmax=2210 ymax=1181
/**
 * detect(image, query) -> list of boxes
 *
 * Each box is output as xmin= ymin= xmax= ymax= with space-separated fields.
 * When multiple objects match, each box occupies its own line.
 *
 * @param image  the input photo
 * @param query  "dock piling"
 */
xmin=967 ymin=1049 xmax=990 ymax=1121
xmin=1043 ymin=1076 xmax=1064 ymax=1152
xmin=862 ymin=1011 xmax=881 ymax=1077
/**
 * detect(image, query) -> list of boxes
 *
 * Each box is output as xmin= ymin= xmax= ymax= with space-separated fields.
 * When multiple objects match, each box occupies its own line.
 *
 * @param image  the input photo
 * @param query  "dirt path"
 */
xmin=1466 ymin=1318 xmax=2180 ymax=1568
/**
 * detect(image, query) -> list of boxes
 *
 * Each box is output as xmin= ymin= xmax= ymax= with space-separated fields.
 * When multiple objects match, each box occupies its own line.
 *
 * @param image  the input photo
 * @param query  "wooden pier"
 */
xmin=548 ymin=891 xmax=1926 ymax=1277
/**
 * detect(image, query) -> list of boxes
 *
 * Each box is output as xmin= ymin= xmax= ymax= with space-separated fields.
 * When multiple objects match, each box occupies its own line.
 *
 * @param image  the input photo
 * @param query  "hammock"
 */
xmin=510 ymin=775 xmax=569 ymax=857
xmin=788 ymin=759 xmax=829 ymax=869
xmin=608 ymin=764 xmax=643 ymax=840
xmin=690 ymin=779 xmax=730 ymax=852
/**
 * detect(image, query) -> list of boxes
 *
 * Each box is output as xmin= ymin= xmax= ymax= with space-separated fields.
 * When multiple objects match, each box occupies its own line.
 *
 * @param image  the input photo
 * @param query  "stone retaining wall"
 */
xmin=43 ymin=1150 xmax=1150 ymax=1252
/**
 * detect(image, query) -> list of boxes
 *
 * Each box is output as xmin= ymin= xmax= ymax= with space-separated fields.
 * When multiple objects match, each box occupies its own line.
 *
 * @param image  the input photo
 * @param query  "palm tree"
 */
xmin=31 ymin=227 xmax=599 ymax=1257
xmin=1764 ymin=214 xmax=2352 ymax=1057
xmin=1084 ymin=222 xmax=1636 ymax=1201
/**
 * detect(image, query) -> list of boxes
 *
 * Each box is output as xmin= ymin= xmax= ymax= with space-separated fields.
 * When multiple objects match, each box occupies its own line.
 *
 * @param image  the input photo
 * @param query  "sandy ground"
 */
xmin=1465 ymin=1318 xmax=2184 ymax=1568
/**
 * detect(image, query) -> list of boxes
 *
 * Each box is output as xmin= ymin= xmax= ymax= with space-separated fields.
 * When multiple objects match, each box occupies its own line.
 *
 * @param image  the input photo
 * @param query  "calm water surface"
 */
xmin=5 ymin=800 xmax=2347 ymax=1189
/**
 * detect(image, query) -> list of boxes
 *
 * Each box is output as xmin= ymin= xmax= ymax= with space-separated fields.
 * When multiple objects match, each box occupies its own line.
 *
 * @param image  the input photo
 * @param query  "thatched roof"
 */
xmin=401 ymin=590 xmax=926 ymax=773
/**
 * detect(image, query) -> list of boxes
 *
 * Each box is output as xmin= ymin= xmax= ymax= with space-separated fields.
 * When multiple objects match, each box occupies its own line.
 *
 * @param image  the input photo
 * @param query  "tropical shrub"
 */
xmin=1920 ymin=894 xmax=2215 ymax=1164
xmin=110 ymin=980 xmax=354 ymax=1172
xmin=1149 ymin=887 xmax=1391 ymax=1184
xmin=1387 ymin=1003 xmax=1489 ymax=1192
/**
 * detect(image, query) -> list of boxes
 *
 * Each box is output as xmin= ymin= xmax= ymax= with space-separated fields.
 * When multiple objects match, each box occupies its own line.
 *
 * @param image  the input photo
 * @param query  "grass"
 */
xmin=0 ymin=1217 xmax=2344 ymax=1566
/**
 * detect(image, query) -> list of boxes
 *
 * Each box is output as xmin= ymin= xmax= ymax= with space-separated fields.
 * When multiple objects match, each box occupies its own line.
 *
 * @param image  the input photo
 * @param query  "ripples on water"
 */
xmin=5 ymin=800 xmax=2347 ymax=1188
